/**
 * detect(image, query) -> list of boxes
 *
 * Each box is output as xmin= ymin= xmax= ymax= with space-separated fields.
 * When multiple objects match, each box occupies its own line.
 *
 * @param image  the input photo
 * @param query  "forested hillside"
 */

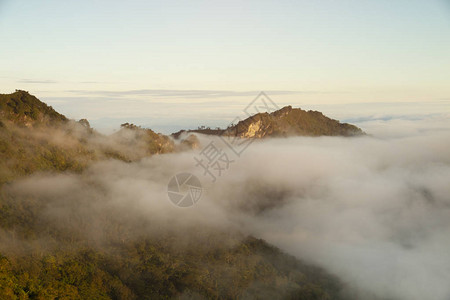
xmin=0 ymin=91 xmax=349 ymax=299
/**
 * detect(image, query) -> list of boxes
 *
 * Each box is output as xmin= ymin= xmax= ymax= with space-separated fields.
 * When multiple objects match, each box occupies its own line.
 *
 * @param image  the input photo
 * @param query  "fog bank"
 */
xmin=3 ymin=117 xmax=450 ymax=299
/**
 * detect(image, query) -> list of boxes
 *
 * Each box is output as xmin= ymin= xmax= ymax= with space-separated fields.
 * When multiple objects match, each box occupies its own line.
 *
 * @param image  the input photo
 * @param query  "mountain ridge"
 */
xmin=1 ymin=90 xmax=364 ymax=140
xmin=172 ymin=105 xmax=364 ymax=139
xmin=0 ymin=90 xmax=365 ymax=184
xmin=0 ymin=91 xmax=176 ymax=184
xmin=0 ymin=90 xmax=67 ymax=126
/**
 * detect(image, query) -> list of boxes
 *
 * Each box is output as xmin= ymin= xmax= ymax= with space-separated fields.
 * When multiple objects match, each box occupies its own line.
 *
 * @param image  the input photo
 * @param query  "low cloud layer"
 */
xmin=2 ymin=117 xmax=450 ymax=299
xmin=226 ymin=131 xmax=450 ymax=300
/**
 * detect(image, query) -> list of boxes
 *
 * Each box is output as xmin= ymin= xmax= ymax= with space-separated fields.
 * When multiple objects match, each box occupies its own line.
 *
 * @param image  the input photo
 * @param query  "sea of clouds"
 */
xmin=3 ymin=113 xmax=450 ymax=300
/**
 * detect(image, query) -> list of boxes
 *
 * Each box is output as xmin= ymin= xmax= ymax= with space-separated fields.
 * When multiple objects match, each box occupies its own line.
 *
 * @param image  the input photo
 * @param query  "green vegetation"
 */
xmin=0 ymin=122 xmax=92 ymax=184
xmin=0 ymin=92 xmax=176 ymax=184
xmin=0 ymin=172 xmax=344 ymax=299
xmin=0 ymin=90 xmax=67 ymax=125
xmin=0 ymin=238 xmax=343 ymax=300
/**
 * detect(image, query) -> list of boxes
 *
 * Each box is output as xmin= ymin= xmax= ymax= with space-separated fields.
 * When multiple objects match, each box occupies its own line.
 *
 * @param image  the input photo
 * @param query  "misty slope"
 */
xmin=173 ymin=105 xmax=364 ymax=138
xmin=0 ymin=91 xmax=175 ymax=184
xmin=0 ymin=157 xmax=347 ymax=300
xmin=0 ymin=92 xmax=348 ymax=299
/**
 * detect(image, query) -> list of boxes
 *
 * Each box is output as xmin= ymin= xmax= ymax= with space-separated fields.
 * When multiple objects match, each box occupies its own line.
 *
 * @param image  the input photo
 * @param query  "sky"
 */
xmin=0 ymin=0 xmax=449 ymax=132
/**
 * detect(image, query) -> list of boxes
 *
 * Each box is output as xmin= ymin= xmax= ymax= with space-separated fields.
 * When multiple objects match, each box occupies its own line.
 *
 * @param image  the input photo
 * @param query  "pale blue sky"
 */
xmin=0 ymin=0 xmax=449 ymax=132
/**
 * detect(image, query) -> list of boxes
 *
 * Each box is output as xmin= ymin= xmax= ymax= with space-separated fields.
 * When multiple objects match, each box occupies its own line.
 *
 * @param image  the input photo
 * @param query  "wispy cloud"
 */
xmin=66 ymin=89 xmax=307 ymax=99
xmin=13 ymin=78 xmax=117 ymax=85
xmin=343 ymin=113 xmax=443 ymax=123
xmin=18 ymin=79 xmax=58 ymax=84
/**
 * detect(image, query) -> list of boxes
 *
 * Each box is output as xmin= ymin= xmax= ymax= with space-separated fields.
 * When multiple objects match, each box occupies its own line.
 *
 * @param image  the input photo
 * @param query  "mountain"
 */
xmin=0 ymin=91 xmax=352 ymax=299
xmin=0 ymin=90 xmax=67 ymax=126
xmin=227 ymin=105 xmax=364 ymax=138
xmin=1 ymin=91 xmax=364 ymax=185
xmin=0 ymin=91 xmax=176 ymax=184
xmin=172 ymin=105 xmax=364 ymax=139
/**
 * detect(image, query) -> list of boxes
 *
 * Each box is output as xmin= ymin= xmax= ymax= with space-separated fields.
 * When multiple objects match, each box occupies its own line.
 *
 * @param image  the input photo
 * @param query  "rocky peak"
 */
xmin=230 ymin=105 xmax=364 ymax=138
xmin=173 ymin=105 xmax=364 ymax=139
xmin=271 ymin=105 xmax=292 ymax=118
